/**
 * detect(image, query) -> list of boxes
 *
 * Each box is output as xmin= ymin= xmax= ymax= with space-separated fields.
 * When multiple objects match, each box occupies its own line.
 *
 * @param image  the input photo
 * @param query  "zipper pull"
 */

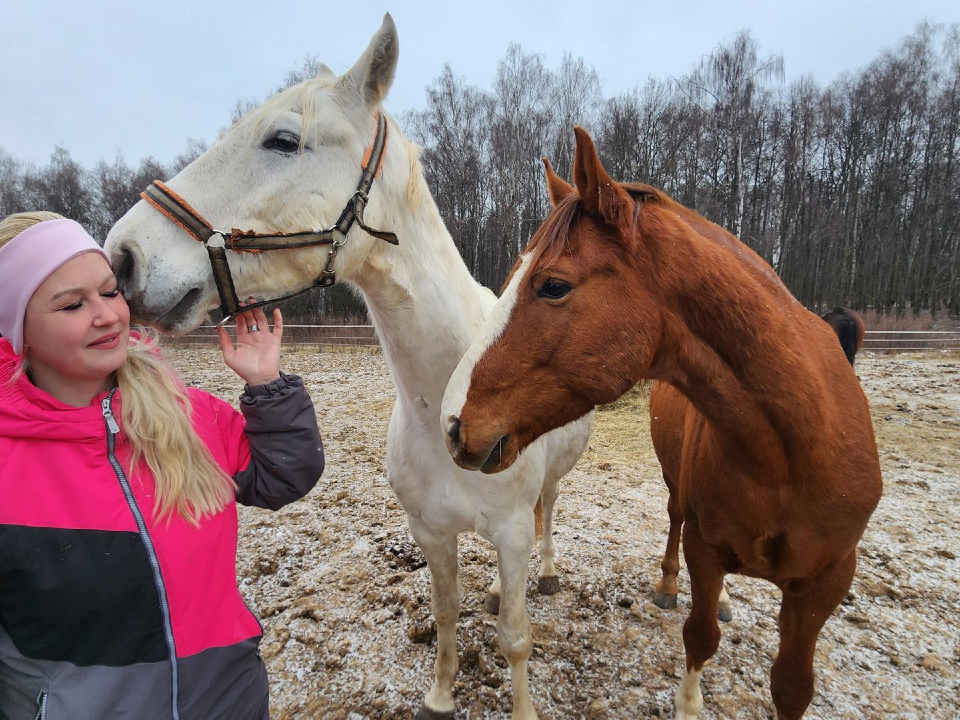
xmin=101 ymin=396 xmax=120 ymax=435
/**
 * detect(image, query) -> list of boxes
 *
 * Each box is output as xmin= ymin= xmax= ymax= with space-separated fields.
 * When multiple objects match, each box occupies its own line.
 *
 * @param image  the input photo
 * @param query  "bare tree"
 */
xmin=690 ymin=31 xmax=784 ymax=237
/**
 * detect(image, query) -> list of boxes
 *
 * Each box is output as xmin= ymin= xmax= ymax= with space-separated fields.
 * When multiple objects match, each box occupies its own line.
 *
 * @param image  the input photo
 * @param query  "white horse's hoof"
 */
xmin=416 ymin=707 xmax=454 ymax=720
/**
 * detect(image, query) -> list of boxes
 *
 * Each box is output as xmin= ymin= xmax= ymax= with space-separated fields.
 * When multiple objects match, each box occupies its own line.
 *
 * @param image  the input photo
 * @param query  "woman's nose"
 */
xmin=93 ymin=296 xmax=121 ymax=326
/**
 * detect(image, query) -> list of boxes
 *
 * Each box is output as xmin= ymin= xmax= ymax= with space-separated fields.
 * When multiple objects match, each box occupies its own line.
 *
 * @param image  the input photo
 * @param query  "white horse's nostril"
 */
xmin=113 ymin=246 xmax=137 ymax=293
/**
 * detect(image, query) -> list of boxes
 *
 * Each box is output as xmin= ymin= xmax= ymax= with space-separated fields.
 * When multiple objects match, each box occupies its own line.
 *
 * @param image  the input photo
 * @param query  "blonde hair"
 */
xmin=1 ymin=212 xmax=235 ymax=525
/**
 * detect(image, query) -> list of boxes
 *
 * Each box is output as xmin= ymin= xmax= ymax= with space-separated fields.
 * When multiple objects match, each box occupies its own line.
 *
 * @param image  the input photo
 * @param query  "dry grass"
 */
xmin=586 ymin=382 xmax=656 ymax=468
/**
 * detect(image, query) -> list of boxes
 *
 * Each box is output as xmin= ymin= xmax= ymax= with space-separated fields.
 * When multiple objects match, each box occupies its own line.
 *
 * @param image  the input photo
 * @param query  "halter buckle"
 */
xmin=317 ymin=229 xmax=347 ymax=287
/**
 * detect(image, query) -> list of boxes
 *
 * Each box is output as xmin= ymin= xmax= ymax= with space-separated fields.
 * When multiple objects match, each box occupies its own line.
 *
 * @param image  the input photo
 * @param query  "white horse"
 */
xmin=105 ymin=15 xmax=592 ymax=719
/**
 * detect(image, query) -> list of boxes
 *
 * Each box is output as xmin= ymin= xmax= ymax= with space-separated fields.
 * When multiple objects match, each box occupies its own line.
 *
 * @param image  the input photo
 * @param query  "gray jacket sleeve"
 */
xmin=234 ymin=373 xmax=324 ymax=510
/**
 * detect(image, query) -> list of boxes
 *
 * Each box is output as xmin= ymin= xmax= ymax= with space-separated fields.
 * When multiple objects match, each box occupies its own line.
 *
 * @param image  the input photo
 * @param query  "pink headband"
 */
xmin=0 ymin=219 xmax=110 ymax=355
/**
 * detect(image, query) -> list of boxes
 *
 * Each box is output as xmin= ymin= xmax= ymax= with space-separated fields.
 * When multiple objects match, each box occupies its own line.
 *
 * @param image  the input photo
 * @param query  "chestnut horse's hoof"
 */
xmin=415 ymin=706 xmax=455 ymax=720
xmin=538 ymin=575 xmax=561 ymax=595
xmin=484 ymin=592 xmax=501 ymax=615
xmin=652 ymin=590 xmax=678 ymax=610
xmin=717 ymin=604 xmax=733 ymax=623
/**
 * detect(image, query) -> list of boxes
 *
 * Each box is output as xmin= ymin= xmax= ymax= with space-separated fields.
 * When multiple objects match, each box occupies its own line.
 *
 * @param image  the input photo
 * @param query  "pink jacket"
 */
xmin=0 ymin=338 xmax=323 ymax=720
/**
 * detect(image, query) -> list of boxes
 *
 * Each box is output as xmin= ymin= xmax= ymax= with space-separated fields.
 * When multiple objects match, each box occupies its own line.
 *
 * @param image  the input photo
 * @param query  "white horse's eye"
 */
xmin=262 ymin=131 xmax=301 ymax=154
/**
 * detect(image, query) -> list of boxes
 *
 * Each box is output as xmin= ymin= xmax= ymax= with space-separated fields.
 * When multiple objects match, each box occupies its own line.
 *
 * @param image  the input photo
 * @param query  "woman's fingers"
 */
xmin=235 ymin=301 xmax=250 ymax=335
xmin=234 ymin=299 xmax=280 ymax=337
xmin=273 ymin=308 xmax=283 ymax=340
xmin=216 ymin=325 xmax=234 ymax=359
xmin=251 ymin=305 xmax=270 ymax=332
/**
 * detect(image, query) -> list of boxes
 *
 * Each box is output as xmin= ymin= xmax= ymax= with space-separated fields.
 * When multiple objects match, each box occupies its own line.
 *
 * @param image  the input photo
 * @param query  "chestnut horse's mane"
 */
xmin=531 ymin=181 xmax=787 ymax=294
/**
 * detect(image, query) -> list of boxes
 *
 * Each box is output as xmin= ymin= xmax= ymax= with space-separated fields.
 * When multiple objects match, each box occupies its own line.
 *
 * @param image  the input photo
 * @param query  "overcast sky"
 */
xmin=2 ymin=0 xmax=957 ymax=168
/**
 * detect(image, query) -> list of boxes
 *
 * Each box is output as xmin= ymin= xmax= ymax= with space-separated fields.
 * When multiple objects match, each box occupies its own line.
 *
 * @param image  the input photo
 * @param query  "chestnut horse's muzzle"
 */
xmin=445 ymin=414 xmax=515 ymax=474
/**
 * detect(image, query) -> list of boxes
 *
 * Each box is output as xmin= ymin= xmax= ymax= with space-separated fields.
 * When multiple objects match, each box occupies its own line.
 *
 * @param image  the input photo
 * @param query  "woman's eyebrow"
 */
xmin=50 ymin=274 xmax=116 ymax=301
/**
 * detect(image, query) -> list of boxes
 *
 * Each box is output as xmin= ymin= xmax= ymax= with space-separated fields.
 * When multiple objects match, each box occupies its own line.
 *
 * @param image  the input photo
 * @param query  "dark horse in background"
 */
xmin=442 ymin=127 xmax=882 ymax=719
xmin=820 ymin=308 xmax=866 ymax=365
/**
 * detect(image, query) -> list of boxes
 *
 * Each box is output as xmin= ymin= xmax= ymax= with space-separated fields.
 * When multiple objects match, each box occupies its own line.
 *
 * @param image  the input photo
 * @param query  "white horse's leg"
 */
xmin=493 ymin=516 xmax=538 ymax=720
xmin=537 ymin=480 xmax=561 ymax=595
xmin=485 ymin=569 xmax=502 ymax=614
xmin=408 ymin=520 xmax=460 ymax=720
xmin=487 ymin=479 xmax=561 ymax=613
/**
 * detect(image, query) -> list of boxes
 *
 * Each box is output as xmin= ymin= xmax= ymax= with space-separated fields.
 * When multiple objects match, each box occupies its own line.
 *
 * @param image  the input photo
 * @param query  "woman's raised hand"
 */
xmin=217 ymin=300 xmax=283 ymax=386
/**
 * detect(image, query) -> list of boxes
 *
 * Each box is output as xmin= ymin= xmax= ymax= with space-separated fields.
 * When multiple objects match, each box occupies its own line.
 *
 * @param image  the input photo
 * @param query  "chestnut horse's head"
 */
xmin=442 ymin=127 xmax=665 ymax=473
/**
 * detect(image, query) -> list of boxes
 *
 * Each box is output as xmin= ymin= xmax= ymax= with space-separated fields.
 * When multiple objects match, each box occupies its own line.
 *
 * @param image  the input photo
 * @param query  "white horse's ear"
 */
xmin=340 ymin=13 xmax=399 ymax=107
xmin=315 ymin=63 xmax=335 ymax=80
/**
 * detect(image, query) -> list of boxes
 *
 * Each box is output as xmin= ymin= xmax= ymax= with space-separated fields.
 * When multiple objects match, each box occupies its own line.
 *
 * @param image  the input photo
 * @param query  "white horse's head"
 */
xmin=105 ymin=14 xmax=412 ymax=332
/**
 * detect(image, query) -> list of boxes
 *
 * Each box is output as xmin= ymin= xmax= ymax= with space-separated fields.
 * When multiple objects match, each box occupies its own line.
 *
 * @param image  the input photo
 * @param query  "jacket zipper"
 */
xmin=102 ymin=390 xmax=181 ymax=720
xmin=34 ymin=690 xmax=47 ymax=720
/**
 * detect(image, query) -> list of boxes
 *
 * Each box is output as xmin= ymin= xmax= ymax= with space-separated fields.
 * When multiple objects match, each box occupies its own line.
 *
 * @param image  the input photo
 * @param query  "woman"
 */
xmin=0 ymin=212 xmax=324 ymax=720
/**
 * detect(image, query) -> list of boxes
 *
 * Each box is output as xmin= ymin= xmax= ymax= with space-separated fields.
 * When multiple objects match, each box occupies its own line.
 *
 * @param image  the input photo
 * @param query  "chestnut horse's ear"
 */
xmin=543 ymin=157 xmax=574 ymax=207
xmin=572 ymin=126 xmax=632 ymax=227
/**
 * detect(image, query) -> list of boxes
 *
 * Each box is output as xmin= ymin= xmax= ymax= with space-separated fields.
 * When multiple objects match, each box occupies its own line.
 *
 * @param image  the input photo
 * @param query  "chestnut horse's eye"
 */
xmin=263 ymin=131 xmax=301 ymax=154
xmin=536 ymin=278 xmax=572 ymax=300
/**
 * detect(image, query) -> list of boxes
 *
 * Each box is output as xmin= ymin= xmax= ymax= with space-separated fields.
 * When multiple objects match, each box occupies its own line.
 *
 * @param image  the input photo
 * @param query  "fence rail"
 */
xmin=861 ymin=330 xmax=960 ymax=352
xmin=167 ymin=324 xmax=380 ymax=347
xmin=164 ymin=326 xmax=960 ymax=353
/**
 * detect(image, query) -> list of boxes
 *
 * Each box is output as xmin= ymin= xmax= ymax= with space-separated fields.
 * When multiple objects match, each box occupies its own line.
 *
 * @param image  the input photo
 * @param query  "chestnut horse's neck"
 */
xmin=642 ymin=205 xmax=849 ymax=477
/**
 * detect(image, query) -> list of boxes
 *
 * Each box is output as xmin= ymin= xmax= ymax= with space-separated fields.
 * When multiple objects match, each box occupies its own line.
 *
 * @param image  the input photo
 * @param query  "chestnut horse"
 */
xmin=640 ymin=314 xmax=868 ymax=627
xmin=820 ymin=307 xmax=866 ymax=365
xmin=441 ymin=127 xmax=882 ymax=719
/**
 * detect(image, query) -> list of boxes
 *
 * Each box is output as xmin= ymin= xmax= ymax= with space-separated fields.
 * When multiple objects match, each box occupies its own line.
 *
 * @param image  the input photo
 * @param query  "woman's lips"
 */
xmin=89 ymin=333 xmax=120 ymax=349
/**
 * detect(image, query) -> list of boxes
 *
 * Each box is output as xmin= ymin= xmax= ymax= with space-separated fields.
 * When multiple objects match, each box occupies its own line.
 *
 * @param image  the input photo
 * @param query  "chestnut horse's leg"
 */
xmin=771 ymin=550 xmax=857 ymax=720
xmin=409 ymin=521 xmax=461 ymax=720
xmin=653 ymin=474 xmax=683 ymax=610
xmin=717 ymin=583 xmax=733 ymax=623
xmin=537 ymin=480 xmax=562 ymax=595
xmin=674 ymin=522 xmax=725 ymax=720
xmin=653 ymin=475 xmax=733 ymax=622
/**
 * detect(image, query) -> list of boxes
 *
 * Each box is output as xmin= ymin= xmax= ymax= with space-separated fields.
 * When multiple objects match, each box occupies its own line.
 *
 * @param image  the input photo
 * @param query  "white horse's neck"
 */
xmin=345 ymin=192 xmax=494 ymax=407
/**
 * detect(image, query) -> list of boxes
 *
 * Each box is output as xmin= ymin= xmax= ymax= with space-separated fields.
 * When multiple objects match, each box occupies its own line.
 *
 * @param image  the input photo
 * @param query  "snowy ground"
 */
xmin=167 ymin=347 xmax=959 ymax=719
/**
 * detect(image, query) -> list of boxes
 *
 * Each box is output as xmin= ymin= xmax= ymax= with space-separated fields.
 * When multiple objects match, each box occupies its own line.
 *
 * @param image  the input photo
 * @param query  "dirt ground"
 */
xmin=167 ymin=346 xmax=959 ymax=719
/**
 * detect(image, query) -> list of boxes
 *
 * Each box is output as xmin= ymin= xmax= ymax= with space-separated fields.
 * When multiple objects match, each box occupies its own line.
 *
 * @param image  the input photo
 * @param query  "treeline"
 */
xmin=2 ymin=23 xmax=958 ymax=319
xmin=407 ymin=23 xmax=960 ymax=315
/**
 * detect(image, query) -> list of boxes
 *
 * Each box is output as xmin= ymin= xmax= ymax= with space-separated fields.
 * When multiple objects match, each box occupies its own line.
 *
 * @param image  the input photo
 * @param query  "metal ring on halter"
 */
xmin=333 ymin=228 xmax=349 ymax=248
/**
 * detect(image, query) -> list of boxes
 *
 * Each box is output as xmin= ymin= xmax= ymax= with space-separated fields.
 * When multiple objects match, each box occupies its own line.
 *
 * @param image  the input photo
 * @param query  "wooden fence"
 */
xmin=167 ymin=325 xmax=379 ymax=347
xmin=861 ymin=331 xmax=960 ymax=353
xmin=166 ymin=326 xmax=960 ymax=353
